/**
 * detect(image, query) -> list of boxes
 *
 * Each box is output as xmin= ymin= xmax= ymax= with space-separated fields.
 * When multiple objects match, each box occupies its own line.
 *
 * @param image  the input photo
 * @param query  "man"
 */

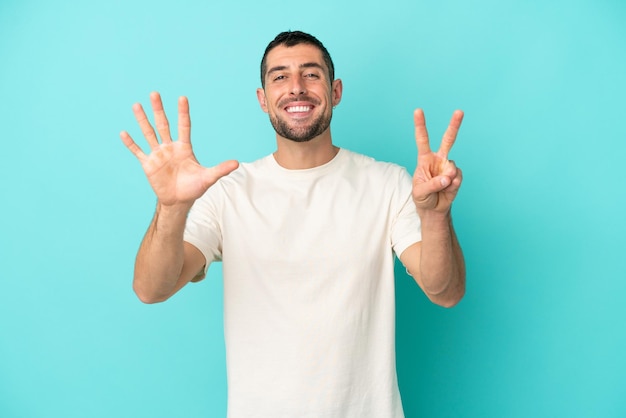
xmin=121 ymin=31 xmax=465 ymax=418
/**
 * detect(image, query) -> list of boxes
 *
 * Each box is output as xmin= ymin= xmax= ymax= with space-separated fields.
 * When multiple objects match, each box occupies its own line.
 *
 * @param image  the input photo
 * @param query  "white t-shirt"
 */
xmin=184 ymin=148 xmax=421 ymax=418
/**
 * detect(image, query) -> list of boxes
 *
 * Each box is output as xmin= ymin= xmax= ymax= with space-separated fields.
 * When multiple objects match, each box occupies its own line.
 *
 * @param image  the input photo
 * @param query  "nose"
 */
xmin=290 ymin=76 xmax=307 ymax=96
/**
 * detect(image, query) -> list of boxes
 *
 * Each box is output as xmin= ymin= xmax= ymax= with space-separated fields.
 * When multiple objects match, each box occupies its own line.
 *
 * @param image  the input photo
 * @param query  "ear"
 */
xmin=256 ymin=88 xmax=268 ymax=113
xmin=331 ymin=79 xmax=343 ymax=107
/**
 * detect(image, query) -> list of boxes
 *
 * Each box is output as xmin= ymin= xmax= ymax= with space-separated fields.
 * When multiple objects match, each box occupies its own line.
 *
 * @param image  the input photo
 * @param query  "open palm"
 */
xmin=120 ymin=92 xmax=238 ymax=207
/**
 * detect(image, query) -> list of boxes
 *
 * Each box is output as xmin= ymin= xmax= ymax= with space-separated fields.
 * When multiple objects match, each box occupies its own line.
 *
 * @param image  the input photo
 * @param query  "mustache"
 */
xmin=278 ymin=96 xmax=321 ymax=108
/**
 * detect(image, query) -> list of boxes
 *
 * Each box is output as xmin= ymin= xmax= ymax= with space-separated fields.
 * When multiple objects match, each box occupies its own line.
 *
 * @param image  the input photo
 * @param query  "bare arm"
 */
xmin=120 ymin=92 xmax=238 ymax=303
xmin=132 ymin=203 xmax=205 ymax=303
xmin=400 ymin=109 xmax=466 ymax=307
xmin=400 ymin=215 xmax=465 ymax=308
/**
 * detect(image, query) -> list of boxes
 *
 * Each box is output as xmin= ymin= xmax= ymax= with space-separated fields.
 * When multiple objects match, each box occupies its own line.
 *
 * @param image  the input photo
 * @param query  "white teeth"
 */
xmin=286 ymin=106 xmax=311 ymax=113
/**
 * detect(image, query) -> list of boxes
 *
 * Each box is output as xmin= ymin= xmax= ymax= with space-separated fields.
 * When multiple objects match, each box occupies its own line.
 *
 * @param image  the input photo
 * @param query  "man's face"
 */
xmin=257 ymin=44 xmax=342 ymax=142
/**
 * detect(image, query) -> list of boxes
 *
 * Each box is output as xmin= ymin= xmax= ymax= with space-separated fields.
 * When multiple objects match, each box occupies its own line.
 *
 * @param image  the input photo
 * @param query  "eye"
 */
xmin=273 ymin=75 xmax=286 ymax=82
xmin=304 ymin=73 xmax=320 ymax=79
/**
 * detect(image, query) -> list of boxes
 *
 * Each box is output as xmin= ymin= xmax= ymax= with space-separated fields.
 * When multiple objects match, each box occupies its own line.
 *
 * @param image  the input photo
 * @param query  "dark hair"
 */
xmin=260 ymin=31 xmax=335 ymax=88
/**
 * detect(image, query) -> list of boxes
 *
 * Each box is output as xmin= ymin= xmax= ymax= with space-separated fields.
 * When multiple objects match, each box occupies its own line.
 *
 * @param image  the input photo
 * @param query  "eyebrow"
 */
xmin=267 ymin=62 xmax=325 ymax=76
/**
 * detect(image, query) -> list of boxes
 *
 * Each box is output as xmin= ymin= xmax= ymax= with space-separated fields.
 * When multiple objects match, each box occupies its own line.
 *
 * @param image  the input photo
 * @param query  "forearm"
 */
xmin=133 ymin=203 xmax=193 ymax=303
xmin=418 ymin=211 xmax=466 ymax=307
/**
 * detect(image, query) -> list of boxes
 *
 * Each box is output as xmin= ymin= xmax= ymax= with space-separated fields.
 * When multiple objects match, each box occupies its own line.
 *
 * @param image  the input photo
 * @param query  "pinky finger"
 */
xmin=120 ymin=131 xmax=147 ymax=161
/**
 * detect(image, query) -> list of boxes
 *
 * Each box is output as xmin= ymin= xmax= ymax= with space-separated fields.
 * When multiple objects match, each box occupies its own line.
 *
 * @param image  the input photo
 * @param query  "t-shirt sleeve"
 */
xmin=390 ymin=167 xmax=422 ymax=257
xmin=183 ymin=187 xmax=224 ymax=275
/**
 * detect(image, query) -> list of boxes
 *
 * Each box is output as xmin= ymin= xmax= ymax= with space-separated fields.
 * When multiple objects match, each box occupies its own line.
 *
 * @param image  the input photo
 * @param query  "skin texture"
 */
xmin=120 ymin=93 xmax=238 ymax=302
xmin=399 ymin=109 xmax=466 ymax=307
xmin=257 ymin=44 xmax=338 ymax=143
xmin=256 ymin=44 xmax=343 ymax=169
xmin=121 ymin=43 xmax=465 ymax=307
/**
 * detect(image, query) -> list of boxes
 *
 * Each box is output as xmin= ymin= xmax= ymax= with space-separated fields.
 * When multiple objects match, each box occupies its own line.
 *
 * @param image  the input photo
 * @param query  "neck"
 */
xmin=273 ymin=131 xmax=339 ymax=169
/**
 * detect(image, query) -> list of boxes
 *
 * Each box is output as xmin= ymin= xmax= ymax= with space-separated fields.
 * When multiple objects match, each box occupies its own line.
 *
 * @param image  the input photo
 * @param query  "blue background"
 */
xmin=1 ymin=0 xmax=625 ymax=417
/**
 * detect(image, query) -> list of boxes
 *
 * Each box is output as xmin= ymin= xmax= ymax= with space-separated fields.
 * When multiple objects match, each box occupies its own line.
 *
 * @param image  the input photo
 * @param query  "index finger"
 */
xmin=438 ymin=110 xmax=464 ymax=158
xmin=413 ymin=108 xmax=431 ymax=156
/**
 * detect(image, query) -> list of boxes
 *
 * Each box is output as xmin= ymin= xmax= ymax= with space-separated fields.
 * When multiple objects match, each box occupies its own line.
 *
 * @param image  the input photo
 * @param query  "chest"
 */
xmin=220 ymin=173 xmax=394 ymax=264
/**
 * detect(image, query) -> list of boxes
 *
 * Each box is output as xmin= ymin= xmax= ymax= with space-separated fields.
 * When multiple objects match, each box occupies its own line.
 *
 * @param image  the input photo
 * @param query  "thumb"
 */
xmin=438 ymin=175 xmax=451 ymax=188
xmin=203 ymin=160 xmax=240 ymax=185
xmin=413 ymin=176 xmax=449 ymax=204
xmin=420 ymin=175 xmax=450 ymax=194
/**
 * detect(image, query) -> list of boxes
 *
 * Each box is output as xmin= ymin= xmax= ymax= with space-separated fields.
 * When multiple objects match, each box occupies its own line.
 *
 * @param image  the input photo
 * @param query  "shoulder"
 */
xmin=339 ymin=149 xmax=411 ymax=181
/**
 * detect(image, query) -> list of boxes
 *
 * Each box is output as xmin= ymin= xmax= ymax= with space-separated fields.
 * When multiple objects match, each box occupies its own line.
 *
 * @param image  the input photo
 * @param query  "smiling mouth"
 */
xmin=285 ymin=105 xmax=313 ymax=113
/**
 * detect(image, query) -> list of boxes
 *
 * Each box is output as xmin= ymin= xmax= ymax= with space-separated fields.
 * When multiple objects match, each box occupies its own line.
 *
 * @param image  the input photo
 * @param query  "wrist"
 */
xmin=417 ymin=208 xmax=452 ymax=226
xmin=156 ymin=201 xmax=193 ymax=218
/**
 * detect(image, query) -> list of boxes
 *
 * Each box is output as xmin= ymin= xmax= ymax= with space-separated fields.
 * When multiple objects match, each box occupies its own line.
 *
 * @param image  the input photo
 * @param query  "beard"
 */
xmin=268 ymin=98 xmax=332 ymax=142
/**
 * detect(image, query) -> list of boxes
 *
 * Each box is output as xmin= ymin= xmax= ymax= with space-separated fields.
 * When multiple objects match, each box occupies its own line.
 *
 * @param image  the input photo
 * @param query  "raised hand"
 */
xmin=120 ymin=92 xmax=239 ymax=207
xmin=412 ymin=109 xmax=464 ymax=214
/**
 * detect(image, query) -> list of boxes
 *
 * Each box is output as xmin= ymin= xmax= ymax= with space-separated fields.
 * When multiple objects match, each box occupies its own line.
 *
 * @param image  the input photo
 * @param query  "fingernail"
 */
xmin=440 ymin=177 xmax=449 ymax=187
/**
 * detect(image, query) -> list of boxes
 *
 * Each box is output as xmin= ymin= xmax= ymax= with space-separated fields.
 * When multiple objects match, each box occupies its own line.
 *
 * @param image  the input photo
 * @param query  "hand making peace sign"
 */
xmin=120 ymin=92 xmax=239 ymax=207
xmin=412 ymin=109 xmax=464 ymax=214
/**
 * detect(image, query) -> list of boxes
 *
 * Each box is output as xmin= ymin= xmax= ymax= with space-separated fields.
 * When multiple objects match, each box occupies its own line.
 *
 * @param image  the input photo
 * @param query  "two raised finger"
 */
xmin=414 ymin=109 xmax=464 ymax=159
